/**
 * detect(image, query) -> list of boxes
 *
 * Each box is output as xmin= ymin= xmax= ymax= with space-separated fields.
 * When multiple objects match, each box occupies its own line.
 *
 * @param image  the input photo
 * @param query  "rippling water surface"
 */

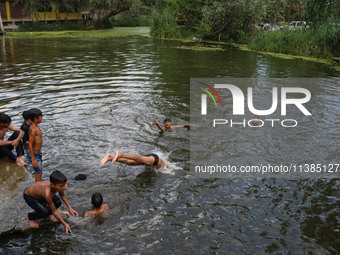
xmin=0 ymin=30 xmax=339 ymax=254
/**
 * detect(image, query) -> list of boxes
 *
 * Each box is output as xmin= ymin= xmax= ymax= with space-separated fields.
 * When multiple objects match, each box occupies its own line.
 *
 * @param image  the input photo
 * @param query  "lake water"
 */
xmin=0 ymin=28 xmax=339 ymax=254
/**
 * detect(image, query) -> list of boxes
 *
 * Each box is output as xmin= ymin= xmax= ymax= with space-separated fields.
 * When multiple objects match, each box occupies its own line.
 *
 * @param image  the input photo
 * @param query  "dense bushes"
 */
xmin=249 ymin=23 xmax=340 ymax=58
xmin=18 ymin=21 xmax=86 ymax=32
xmin=149 ymin=9 xmax=179 ymax=38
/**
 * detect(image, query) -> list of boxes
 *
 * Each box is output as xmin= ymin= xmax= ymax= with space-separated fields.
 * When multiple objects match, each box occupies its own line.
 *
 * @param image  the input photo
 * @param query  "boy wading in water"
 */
xmin=0 ymin=113 xmax=26 ymax=166
xmin=27 ymin=109 xmax=43 ymax=182
xmin=84 ymin=193 xmax=109 ymax=218
xmin=23 ymin=170 xmax=78 ymax=235
xmin=100 ymin=151 xmax=165 ymax=170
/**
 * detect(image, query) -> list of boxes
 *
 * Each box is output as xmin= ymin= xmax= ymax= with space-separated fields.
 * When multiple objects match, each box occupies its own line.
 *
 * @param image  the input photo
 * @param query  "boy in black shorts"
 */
xmin=100 ymin=151 xmax=165 ymax=169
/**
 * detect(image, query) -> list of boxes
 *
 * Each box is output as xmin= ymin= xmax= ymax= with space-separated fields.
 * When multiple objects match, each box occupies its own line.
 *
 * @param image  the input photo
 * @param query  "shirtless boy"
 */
xmin=100 ymin=151 xmax=166 ymax=170
xmin=0 ymin=113 xmax=26 ymax=166
xmin=151 ymin=118 xmax=198 ymax=131
xmin=27 ymin=109 xmax=43 ymax=182
xmin=84 ymin=193 xmax=109 ymax=218
xmin=23 ymin=170 xmax=78 ymax=235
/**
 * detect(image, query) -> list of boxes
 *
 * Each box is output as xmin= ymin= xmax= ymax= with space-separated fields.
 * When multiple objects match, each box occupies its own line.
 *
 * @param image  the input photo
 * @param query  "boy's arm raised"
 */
xmin=151 ymin=122 xmax=165 ymax=131
xmin=59 ymin=191 xmax=79 ymax=217
xmin=45 ymin=193 xmax=72 ymax=236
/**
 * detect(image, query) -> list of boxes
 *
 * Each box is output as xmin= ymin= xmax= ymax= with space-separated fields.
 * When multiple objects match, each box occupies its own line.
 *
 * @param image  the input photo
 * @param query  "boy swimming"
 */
xmin=100 ymin=151 xmax=165 ymax=170
xmin=151 ymin=118 xmax=198 ymax=131
xmin=23 ymin=170 xmax=78 ymax=235
xmin=84 ymin=193 xmax=109 ymax=218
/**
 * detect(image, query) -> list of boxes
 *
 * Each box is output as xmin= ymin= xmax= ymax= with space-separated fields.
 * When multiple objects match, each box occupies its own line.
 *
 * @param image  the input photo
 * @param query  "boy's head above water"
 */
xmin=91 ymin=193 xmax=103 ymax=208
xmin=164 ymin=118 xmax=172 ymax=129
xmin=50 ymin=170 xmax=67 ymax=192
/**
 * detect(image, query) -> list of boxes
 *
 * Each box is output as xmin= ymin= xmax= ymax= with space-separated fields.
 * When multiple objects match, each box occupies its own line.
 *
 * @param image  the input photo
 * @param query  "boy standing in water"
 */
xmin=0 ymin=113 xmax=26 ymax=166
xmin=100 ymin=151 xmax=166 ymax=170
xmin=20 ymin=109 xmax=32 ymax=145
xmin=24 ymin=170 xmax=78 ymax=235
xmin=151 ymin=118 xmax=198 ymax=131
xmin=27 ymin=109 xmax=43 ymax=182
xmin=84 ymin=193 xmax=109 ymax=218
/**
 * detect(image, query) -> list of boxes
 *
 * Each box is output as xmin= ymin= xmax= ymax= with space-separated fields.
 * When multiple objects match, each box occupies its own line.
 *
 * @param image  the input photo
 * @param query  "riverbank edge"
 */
xmin=160 ymin=37 xmax=340 ymax=72
xmin=3 ymin=27 xmax=339 ymax=72
xmin=232 ymin=43 xmax=340 ymax=72
xmin=2 ymin=27 xmax=151 ymax=38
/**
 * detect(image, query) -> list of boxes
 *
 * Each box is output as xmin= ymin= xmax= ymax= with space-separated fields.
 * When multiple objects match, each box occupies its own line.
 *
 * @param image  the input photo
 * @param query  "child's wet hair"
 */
xmin=28 ymin=108 xmax=42 ymax=121
xmin=91 ymin=193 xmax=103 ymax=208
xmin=164 ymin=118 xmax=171 ymax=122
xmin=0 ymin=113 xmax=11 ymax=124
xmin=50 ymin=170 xmax=67 ymax=184
xmin=22 ymin=110 xmax=31 ymax=121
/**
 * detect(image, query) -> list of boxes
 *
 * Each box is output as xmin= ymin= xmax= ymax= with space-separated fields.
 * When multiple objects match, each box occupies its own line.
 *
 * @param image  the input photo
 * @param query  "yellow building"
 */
xmin=0 ymin=0 xmax=82 ymax=23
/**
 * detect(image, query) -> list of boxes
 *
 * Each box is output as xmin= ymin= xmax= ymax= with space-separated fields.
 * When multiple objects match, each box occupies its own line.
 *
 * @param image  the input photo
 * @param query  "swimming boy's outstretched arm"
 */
xmin=171 ymin=124 xmax=199 ymax=128
xmin=151 ymin=122 xmax=165 ymax=131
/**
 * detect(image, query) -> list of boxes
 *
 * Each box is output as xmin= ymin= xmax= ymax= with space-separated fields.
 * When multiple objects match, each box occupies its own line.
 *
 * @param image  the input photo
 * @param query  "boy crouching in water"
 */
xmin=84 ymin=193 xmax=109 ymax=218
xmin=23 ymin=170 xmax=78 ymax=235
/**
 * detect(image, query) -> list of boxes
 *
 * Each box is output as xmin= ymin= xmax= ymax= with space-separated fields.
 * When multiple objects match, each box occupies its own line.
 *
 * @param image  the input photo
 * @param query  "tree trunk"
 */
xmin=0 ymin=11 xmax=4 ymax=34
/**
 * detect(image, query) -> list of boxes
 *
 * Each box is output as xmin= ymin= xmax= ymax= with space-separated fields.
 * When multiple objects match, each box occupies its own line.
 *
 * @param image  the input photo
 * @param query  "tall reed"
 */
xmin=150 ymin=9 xmax=179 ymax=38
xmin=249 ymin=23 xmax=340 ymax=58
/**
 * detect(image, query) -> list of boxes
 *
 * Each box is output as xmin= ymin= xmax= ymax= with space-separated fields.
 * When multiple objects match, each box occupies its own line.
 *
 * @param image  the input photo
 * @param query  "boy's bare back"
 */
xmin=29 ymin=124 xmax=43 ymax=153
xmin=84 ymin=204 xmax=109 ymax=218
xmin=25 ymin=180 xmax=54 ymax=200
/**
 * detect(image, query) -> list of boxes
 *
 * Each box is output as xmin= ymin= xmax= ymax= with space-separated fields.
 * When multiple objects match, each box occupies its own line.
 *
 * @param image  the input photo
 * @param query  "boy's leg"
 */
xmin=35 ymin=172 xmax=42 ymax=182
xmin=101 ymin=151 xmax=154 ymax=166
xmin=100 ymin=152 xmax=140 ymax=166
xmin=5 ymin=131 xmax=26 ymax=166
xmin=24 ymin=194 xmax=61 ymax=220
xmin=24 ymin=193 xmax=50 ymax=227
xmin=116 ymin=157 xmax=141 ymax=165
xmin=33 ymin=153 xmax=43 ymax=182
xmin=117 ymin=153 xmax=155 ymax=165
xmin=0 ymin=144 xmax=17 ymax=162
xmin=8 ymin=131 xmax=24 ymax=157
xmin=100 ymin=153 xmax=115 ymax=166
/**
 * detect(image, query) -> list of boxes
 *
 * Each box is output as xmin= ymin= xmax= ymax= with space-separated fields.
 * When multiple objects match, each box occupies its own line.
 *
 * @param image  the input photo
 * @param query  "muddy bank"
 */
xmin=0 ymin=158 xmax=33 ymax=235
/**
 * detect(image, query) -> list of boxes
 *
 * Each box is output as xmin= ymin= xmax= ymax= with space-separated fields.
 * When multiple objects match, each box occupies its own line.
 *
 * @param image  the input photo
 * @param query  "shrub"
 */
xmin=150 ymin=8 xmax=179 ymax=38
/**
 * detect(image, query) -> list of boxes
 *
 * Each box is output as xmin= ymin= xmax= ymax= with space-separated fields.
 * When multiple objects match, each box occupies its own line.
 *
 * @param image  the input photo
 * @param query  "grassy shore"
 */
xmin=248 ymin=25 xmax=340 ymax=59
xmin=4 ymin=27 xmax=150 ymax=38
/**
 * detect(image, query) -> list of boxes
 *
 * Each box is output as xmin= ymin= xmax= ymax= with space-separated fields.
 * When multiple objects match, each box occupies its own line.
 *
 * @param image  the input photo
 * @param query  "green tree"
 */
xmin=200 ymin=0 xmax=255 ymax=41
xmin=305 ymin=0 xmax=340 ymax=23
